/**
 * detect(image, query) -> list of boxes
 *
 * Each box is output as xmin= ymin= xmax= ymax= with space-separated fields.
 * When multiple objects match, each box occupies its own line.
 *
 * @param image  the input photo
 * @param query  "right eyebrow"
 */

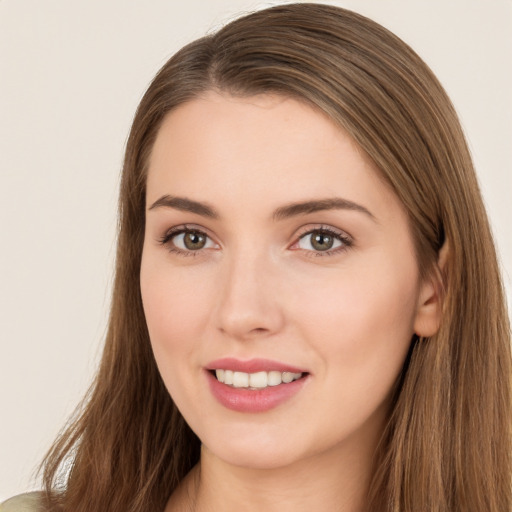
xmin=148 ymin=195 xmax=220 ymax=219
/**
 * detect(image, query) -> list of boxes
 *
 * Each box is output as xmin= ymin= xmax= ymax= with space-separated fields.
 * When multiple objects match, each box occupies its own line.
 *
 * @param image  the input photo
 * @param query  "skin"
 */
xmin=140 ymin=92 xmax=441 ymax=512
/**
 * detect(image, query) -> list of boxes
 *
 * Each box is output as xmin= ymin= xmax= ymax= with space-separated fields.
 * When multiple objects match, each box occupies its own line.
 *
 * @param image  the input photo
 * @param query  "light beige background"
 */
xmin=1 ymin=0 xmax=511 ymax=501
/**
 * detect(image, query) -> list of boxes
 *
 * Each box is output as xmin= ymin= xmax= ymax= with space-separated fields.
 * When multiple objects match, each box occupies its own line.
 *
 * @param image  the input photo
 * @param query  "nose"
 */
xmin=215 ymin=250 xmax=286 ymax=341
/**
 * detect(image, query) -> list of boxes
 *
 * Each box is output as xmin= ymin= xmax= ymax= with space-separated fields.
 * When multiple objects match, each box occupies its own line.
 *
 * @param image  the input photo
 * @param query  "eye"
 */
xmin=292 ymin=226 xmax=352 ymax=256
xmin=159 ymin=226 xmax=218 ymax=255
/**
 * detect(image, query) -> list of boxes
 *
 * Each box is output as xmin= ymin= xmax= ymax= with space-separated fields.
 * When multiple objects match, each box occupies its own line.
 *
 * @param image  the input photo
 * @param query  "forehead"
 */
xmin=146 ymin=92 xmax=401 ymax=224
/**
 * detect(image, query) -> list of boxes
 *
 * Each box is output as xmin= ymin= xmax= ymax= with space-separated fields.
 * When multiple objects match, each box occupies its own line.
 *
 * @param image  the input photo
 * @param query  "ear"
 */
xmin=413 ymin=242 xmax=449 ymax=337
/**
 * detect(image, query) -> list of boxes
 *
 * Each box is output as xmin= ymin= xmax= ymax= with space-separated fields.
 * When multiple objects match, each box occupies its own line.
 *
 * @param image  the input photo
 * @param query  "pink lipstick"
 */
xmin=205 ymin=358 xmax=309 ymax=413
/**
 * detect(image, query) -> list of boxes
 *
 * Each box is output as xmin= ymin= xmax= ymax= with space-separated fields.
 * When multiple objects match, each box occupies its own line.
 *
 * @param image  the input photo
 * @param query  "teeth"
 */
xmin=215 ymin=369 xmax=303 ymax=388
xmin=233 ymin=371 xmax=249 ymax=387
xmin=249 ymin=371 xmax=267 ymax=388
xmin=267 ymin=371 xmax=282 ymax=386
xmin=282 ymin=372 xmax=295 ymax=383
xmin=224 ymin=370 xmax=234 ymax=385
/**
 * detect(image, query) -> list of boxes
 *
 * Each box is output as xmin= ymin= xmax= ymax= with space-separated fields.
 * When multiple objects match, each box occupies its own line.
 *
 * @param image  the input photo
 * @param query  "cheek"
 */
xmin=293 ymin=253 xmax=419 ymax=385
xmin=285 ymin=259 xmax=420 ymax=444
xmin=141 ymin=252 xmax=213 ymax=336
xmin=140 ymin=256 xmax=216 ymax=393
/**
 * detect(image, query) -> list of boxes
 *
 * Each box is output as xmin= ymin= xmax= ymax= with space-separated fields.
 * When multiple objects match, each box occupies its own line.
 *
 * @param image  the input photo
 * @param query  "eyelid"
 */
xmin=290 ymin=224 xmax=353 ymax=256
xmin=157 ymin=223 xmax=353 ymax=258
xmin=158 ymin=224 xmax=220 ymax=255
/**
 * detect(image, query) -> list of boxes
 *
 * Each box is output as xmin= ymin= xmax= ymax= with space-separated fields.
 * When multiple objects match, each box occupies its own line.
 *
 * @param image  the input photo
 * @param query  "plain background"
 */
xmin=1 ymin=0 xmax=511 ymax=501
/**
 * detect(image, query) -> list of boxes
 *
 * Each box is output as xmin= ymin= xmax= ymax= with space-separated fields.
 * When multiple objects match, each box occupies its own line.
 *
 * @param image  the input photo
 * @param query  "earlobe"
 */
xmin=413 ymin=242 xmax=449 ymax=337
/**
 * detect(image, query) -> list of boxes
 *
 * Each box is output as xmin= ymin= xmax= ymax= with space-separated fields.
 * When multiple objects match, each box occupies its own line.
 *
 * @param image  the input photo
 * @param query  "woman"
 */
xmin=2 ymin=3 xmax=510 ymax=511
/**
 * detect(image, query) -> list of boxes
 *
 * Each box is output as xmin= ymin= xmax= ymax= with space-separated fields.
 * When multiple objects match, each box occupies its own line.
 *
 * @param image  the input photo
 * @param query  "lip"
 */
xmin=205 ymin=358 xmax=310 ymax=413
xmin=206 ymin=357 xmax=307 ymax=374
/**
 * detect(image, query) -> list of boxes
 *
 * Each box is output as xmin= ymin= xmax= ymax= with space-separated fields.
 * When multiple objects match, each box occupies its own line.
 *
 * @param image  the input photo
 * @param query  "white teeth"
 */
xmin=267 ymin=371 xmax=282 ymax=386
xmin=224 ymin=370 xmax=234 ymax=385
xmin=233 ymin=371 xmax=249 ymax=387
xmin=249 ymin=371 xmax=268 ymax=388
xmin=214 ymin=369 xmax=303 ymax=388
xmin=282 ymin=372 xmax=294 ymax=383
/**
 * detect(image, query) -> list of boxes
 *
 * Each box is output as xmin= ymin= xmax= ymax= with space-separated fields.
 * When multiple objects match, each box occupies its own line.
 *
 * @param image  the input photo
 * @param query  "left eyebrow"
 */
xmin=272 ymin=198 xmax=376 ymax=222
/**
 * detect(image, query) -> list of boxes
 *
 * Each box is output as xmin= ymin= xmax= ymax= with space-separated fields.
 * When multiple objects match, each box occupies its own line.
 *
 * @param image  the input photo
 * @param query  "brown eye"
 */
xmin=296 ymin=228 xmax=348 ymax=254
xmin=164 ymin=228 xmax=217 ymax=253
xmin=310 ymin=232 xmax=335 ymax=251
xmin=183 ymin=231 xmax=207 ymax=250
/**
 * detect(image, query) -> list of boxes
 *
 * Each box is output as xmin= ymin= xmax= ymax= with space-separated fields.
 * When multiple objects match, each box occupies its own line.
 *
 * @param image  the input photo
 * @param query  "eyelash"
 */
xmin=294 ymin=225 xmax=353 ymax=257
xmin=158 ymin=224 xmax=353 ymax=258
xmin=158 ymin=224 xmax=212 ymax=258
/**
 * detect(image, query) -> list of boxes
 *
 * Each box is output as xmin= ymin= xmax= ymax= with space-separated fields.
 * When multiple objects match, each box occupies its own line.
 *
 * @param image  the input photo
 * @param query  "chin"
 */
xmin=196 ymin=421 xmax=317 ymax=471
xmin=206 ymin=440 xmax=304 ymax=471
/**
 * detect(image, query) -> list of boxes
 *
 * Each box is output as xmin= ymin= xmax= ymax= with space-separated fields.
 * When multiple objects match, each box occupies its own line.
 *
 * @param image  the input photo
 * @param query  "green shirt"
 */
xmin=0 ymin=493 xmax=41 ymax=512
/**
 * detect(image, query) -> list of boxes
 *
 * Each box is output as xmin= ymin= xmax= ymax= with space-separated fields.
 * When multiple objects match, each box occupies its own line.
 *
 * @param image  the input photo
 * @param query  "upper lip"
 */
xmin=206 ymin=357 xmax=307 ymax=374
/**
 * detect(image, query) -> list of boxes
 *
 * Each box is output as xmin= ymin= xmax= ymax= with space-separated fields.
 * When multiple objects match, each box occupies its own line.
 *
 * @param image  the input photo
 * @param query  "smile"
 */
xmin=214 ymin=369 xmax=303 ymax=389
xmin=206 ymin=359 xmax=309 ymax=413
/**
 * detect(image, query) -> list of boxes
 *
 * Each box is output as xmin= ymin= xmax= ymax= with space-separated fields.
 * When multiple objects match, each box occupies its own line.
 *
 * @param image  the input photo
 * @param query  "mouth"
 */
xmin=205 ymin=359 xmax=309 ymax=412
xmin=210 ymin=369 xmax=305 ymax=389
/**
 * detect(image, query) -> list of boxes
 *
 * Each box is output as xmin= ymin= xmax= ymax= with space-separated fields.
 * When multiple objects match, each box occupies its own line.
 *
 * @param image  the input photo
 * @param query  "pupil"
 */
xmin=184 ymin=231 xmax=206 ymax=250
xmin=312 ymin=232 xmax=333 ymax=251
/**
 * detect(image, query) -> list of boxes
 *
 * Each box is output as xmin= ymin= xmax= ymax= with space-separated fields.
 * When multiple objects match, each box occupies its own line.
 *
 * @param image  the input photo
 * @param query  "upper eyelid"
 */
xmin=160 ymin=223 xmax=350 ymax=237
xmin=295 ymin=224 xmax=352 ymax=241
xmin=162 ymin=224 xmax=216 ymax=240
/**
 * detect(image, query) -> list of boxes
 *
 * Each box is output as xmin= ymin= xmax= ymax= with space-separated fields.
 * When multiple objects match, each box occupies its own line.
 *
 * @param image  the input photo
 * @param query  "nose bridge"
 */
xmin=215 ymin=243 xmax=284 ymax=339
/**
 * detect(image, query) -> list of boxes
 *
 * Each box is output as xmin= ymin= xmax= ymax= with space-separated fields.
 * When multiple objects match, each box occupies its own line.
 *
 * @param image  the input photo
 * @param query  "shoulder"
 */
xmin=0 ymin=493 xmax=43 ymax=512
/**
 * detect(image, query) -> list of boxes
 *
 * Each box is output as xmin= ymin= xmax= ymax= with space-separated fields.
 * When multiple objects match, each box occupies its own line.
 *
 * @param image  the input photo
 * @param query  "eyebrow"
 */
xmin=272 ymin=198 xmax=375 ymax=222
xmin=148 ymin=195 xmax=219 ymax=218
xmin=148 ymin=195 xmax=375 ymax=222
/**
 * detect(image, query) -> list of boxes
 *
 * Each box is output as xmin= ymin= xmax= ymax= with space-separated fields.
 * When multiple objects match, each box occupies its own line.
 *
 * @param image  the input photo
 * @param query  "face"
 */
xmin=140 ymin=92 xmax=437 ymax=471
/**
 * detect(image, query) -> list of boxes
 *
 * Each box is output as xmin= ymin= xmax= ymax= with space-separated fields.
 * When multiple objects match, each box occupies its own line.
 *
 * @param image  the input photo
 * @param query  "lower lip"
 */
xmin=206 ymin=371 xmax=308 ymax=413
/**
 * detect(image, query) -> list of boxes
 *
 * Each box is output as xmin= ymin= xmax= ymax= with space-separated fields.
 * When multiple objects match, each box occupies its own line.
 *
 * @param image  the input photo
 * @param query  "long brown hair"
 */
xmin=41 ymin=4 xmax=512 ymax=511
